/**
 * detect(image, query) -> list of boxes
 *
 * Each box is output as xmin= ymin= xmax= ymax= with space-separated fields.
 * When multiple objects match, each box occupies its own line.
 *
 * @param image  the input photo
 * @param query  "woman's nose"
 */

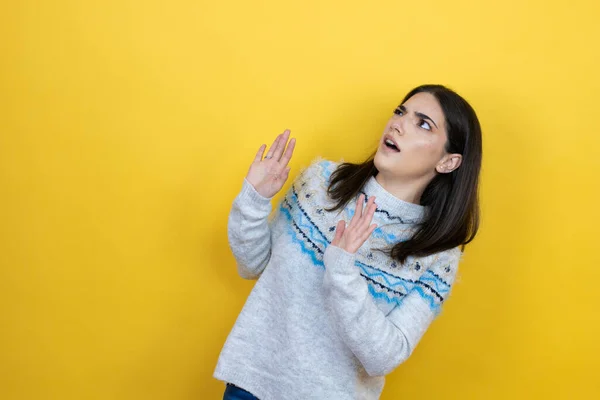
xmin=391 ymin=122 xmax=403 ymax=135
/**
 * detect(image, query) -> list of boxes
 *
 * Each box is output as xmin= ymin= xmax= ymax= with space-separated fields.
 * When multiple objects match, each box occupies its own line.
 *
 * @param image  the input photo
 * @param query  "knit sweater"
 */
xmin=214 ymin=158 xmax=462 ymax=400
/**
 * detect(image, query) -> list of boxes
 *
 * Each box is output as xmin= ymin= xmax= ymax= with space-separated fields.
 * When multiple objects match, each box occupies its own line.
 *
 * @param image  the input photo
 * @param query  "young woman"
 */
xmin=214 ymin=84 xmax=482 ymax=400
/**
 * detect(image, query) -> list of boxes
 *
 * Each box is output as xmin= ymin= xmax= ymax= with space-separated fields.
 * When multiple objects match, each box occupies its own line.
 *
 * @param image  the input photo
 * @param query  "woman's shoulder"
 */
xmin=300 ymin=156 xmax=341 ymax=175
xmin=413 ymin=246 xmax=463 ymax=287
xmin=294 ymin=157 xmax=341 ymax=185
xmin=285 ymin=157 xmax=341 ymax=210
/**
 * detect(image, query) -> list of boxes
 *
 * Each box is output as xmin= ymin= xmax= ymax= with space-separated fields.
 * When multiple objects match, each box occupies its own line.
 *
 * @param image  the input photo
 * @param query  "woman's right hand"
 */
xmin=246 ymin=129 xmax=296 ymax=199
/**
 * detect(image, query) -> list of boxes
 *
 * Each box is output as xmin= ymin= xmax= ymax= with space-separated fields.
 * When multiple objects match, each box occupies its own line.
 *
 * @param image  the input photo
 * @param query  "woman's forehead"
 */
xmin=404 ymin=92 xmax=441 ymax=114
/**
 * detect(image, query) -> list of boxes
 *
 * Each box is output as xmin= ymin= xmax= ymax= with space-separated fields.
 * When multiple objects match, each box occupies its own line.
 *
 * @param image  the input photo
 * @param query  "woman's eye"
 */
xmin=419 ymin=119 xmax=431 ymax=131
xmin=393 ymin=108 xmax=403 ymax=116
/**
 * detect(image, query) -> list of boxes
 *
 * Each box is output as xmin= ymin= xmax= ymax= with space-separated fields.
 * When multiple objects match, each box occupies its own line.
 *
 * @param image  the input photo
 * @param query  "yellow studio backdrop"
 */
xmin=1 ymin=0 xmax=599 ymax=399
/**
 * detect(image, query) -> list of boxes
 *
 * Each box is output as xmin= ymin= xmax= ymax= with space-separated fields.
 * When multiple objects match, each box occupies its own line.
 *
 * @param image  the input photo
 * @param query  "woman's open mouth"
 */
xmin=382 ymin=136 xmax=400 ymax=152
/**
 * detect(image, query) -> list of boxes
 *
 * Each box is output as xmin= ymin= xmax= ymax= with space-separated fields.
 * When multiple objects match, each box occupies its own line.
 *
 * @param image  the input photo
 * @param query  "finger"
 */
xmin=364 ymin=197 xmax=377 ymax=223
xmin=364 ymin=223 xmax=377 ymax=240
xmin=279 ymin=137 xmax=296 ymax=167
xmin=349 ymin=194 xmax=365 ymax=228
xmin=273 ymin=129 xmax=290 ymax=161
xmin=332 ymin=220 xmax=345 ymax=245
xmin=278 ymin=166 xmax=291 ymax=183
xmin=356 ymin=198 xmax=376 ymax=234
xmin=254 ymin=144 xmax=266 ymax=163
xmin=361 ymin=202 xmax=378 ymax=233
xmin=369 ymin=202 xmax=377 ymax=220
xmin=265 ymin=134 xmax=281 ymax=159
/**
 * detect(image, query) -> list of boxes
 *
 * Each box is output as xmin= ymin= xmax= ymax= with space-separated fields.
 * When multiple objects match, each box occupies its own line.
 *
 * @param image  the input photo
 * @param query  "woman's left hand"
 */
xmin=331 ymin=194 xmax=378 ymax=254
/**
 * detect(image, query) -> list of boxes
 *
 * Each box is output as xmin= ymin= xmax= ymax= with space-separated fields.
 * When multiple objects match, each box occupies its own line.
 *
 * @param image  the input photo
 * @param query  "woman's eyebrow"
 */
xmin=399 ymin=105 xmax=439 ymax=129
xmin=415 ymin=111 xmax=438 ymax=129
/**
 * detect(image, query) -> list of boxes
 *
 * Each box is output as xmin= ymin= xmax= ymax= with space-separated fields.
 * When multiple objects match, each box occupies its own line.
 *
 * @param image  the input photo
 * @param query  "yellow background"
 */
xmin=1 ymin=0 xmax=599 ymax=399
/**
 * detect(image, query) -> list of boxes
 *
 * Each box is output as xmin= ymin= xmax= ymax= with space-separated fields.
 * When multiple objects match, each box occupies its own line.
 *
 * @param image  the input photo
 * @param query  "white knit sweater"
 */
xmin=214 ymin=158 xmax=462 ymax=400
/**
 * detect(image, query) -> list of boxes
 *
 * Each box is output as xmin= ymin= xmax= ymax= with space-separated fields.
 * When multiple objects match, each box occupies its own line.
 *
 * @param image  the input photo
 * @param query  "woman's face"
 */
xmin=374 ymin=92 xmax=460 ymax=182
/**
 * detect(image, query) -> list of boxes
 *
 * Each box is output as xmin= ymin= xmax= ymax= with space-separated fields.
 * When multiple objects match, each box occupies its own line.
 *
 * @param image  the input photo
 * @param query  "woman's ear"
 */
xmin=436 ymin=154 xmax=462 ymax=174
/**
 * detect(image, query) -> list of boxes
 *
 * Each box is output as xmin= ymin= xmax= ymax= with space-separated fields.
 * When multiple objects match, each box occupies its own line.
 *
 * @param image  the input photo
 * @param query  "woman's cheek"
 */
xmin=422 ymin=137 xmax=443 ymax=156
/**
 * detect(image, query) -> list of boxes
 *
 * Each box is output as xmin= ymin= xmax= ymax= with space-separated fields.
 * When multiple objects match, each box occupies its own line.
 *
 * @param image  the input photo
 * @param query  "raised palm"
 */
xmin=246 ymin=129 xmax=296 ymax=198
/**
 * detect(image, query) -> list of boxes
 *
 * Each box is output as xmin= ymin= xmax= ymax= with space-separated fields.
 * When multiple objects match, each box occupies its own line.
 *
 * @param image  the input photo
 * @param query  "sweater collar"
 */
xmin=362 ymin=175 xmax=427 ymax=224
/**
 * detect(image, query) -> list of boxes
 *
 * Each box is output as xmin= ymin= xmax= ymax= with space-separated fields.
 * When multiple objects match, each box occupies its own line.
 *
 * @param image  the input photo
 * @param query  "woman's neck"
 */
xmin=374 ymin=172 xmax=429 ymax=205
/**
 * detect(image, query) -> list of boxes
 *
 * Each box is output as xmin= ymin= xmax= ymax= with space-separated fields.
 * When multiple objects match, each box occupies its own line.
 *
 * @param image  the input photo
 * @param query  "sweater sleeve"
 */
xmin=322 ymin=244 xmax=460 ymax=377
xmin=227 ymin=178 xmax=274 ymax=279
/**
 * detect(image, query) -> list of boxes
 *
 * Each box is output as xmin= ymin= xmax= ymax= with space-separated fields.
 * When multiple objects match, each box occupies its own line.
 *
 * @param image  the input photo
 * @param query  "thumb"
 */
xmin=282 ymin=167 xmax=291 ymax=181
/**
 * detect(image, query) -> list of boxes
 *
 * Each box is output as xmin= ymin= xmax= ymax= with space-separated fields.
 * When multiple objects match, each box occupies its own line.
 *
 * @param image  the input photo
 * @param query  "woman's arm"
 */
xmin=227 ymin=129 xmax=296 ymax=279
xmin=322 ymin=245 xmax=459 ymax=376
xmin=227 ymin=178 xmax=274 ymax=279
xmin=322 ymin=193 xmax=460 ymax=376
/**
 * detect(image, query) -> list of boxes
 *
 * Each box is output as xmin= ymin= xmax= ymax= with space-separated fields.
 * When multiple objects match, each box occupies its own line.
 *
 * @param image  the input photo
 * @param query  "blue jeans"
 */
xmin=223 ymin=383 xmax=259 ymax=400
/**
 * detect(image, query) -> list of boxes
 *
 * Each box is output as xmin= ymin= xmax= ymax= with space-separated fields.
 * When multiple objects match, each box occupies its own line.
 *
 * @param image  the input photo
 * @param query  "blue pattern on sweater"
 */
xmin=279 ymin=173 xmax=452 ymax=312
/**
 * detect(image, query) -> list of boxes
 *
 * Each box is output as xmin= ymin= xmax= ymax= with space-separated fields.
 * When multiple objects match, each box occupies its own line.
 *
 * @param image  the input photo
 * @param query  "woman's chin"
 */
xmin=374 ymin=151 xmax=396 ymax=170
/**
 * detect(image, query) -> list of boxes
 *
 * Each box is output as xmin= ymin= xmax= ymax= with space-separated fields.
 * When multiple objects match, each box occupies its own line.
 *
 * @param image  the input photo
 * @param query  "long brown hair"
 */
xmin=326 ymin=84 xmax=482 ymax=263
